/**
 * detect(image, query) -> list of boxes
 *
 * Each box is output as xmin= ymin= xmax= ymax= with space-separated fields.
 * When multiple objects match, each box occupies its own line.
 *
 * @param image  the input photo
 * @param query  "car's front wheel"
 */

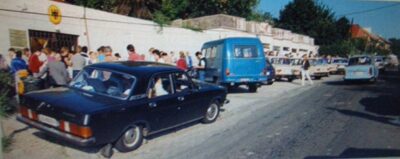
xmin=202 ymin=101 xmax=220 ymax=124
xmin=115 ymin=125 xmax=144 ymax=152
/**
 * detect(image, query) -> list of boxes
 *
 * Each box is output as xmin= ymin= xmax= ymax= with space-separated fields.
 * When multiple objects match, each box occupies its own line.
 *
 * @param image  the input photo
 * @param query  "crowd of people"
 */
xmin=0 ymin=44 xmax=206 ymax=89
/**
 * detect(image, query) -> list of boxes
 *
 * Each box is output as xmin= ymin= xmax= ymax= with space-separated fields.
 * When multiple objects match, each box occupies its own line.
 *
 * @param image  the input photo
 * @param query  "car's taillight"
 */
xmin=226 ymin=69 xmax=230 ymax=76
xmin=59 ymin=120 xmax=92 ymax=139
xmin=19 ymin=106 xmax=38 ymax=121
xmin=369 ymin=68 xmax=373 ymax=75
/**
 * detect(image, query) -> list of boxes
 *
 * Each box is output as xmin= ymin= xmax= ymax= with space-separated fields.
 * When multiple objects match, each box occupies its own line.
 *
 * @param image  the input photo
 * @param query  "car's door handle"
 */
xmin=149 ymin=102 xmax=157 ymax=108
xmin=178 ymin=96 xmax=185 ymax=101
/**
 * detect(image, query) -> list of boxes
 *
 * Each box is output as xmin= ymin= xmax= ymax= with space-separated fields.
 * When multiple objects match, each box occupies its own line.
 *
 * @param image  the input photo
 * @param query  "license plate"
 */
xmin=38 ymin=114 xmax=59 ymax=127
xmin=240 ymin=78 xmax=250 ymax=82
xmin=354 ymin=72 xmax=364 ymax=76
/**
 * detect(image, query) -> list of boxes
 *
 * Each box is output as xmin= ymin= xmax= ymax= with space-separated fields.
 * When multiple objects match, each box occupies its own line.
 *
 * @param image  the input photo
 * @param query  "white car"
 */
xmin=375 ymin=56 xmax=385 ymax=71
xmin=270 ymin=57 xmax=296 ymax=82
xmin=290 ymin=58 xmax=303 ymax=79
xmin=328 ymin=58 xmax=348 ymax=74
xmin=309 ymin=58 xmax=329 ymax=80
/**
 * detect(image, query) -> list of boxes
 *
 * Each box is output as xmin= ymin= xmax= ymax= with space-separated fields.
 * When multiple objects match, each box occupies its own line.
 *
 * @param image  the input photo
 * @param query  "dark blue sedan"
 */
xmin=17 ymin=61 xmax=229 ymax=154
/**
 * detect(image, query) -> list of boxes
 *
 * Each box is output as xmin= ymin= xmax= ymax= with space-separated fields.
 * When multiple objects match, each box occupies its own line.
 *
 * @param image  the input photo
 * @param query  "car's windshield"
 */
xmin=271 ymin=58 xmax=290 ymax=65
xmin=69 ymin=67 xmax=135 ymax=99
xmin=290 ymin=59 xmax=302 ymax=65
xmin=332 ymin=59 xmax=348 ymax=64
xmin=315 ymin=59 xmax=328 ymax=65
xmin=348 ymin=56 xmax=372 ymax=66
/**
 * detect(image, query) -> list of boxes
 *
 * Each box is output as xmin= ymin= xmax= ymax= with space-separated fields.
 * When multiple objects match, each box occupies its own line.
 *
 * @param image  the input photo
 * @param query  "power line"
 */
xmin=337 ymin=3 xmax=400 ymax=17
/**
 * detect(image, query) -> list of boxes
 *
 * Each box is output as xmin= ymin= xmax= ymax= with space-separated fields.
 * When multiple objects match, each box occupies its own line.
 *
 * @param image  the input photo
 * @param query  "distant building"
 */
xmin=350 ymin=24 xmax=391 ymax=51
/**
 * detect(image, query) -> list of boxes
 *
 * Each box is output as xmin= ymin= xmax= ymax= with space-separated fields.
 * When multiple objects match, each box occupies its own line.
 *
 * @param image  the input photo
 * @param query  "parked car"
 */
xmin=264 ymin=57 xmax=275 ymax=85
xmin=17 ymin=61 xmax=229 ymax=155
xmin=308 ymin=58 xmax=329 ymax=80
xmin=202 ymin=37 xmax=267 ymax=92
xmin=290 ymin=58 xmax=303 ymax=79
xmin=270 ymin=57 xmax=296 ymax=82
xmin=344 ymin=55 xmax=379 ymax=82
xmin=375 ymin=56 xmax=385 ymax=71
xmin=329 ymin=58 xmax=348 ymax=74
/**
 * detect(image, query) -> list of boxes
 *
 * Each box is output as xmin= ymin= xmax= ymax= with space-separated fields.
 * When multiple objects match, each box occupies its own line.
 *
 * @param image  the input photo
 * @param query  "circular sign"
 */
xmin=48 ymin=5 xmax=62 ymax=25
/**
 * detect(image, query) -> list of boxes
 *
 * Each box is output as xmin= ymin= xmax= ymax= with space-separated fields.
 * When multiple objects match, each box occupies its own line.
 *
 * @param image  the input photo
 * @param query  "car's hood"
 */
xmin=23 ymin=87 xmax=125 ymax=115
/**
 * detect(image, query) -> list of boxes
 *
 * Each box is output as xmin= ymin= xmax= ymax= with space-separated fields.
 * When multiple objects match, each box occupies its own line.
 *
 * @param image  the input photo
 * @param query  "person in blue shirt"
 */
xmin=11 ymin=50 xmax=28 ymax=74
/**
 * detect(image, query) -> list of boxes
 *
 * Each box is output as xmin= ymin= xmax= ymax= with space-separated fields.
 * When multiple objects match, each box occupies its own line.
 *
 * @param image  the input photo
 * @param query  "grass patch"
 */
xmin=2 ymin=136 xmax=13 ymax=152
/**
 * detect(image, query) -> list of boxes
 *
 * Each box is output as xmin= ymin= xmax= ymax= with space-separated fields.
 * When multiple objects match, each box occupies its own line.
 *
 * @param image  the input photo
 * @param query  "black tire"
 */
xmin=248 ymin=84 xmax=258 ymax=93
xmin=115 ymin=125 xmax=144 ymax=152
xmin=202 ymin=101 xmax=220 ymax=124
xmin=288 ymin=78 xmax=294 ymax=82
xmin=267 ymin=81 xmax=274 ymax=85
xmin=315 ymin=76 xmax=322 ymax=80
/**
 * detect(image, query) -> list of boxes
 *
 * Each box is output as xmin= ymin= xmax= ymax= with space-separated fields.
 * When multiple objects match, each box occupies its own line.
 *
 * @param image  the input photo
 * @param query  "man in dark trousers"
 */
xmin=301 ymin=55 xmax=314 ymax=86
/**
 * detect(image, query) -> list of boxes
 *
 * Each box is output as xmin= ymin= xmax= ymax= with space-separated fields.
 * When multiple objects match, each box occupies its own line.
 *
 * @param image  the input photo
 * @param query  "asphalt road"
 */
xmin=4 ymin=72 xmax=400 ymax=159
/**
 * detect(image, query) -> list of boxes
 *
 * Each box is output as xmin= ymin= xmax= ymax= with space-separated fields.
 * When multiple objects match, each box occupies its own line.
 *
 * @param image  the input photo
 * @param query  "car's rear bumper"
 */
xmin=17 ymin=115 xmax=96 ymax=147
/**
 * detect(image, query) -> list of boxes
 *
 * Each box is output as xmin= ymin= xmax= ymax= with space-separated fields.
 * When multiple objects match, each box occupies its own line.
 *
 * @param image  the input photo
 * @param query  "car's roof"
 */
xmin=350 ymin=55 xmax=373 ymax=58
xmin=88 ymin=61 xmax=181 ymax=76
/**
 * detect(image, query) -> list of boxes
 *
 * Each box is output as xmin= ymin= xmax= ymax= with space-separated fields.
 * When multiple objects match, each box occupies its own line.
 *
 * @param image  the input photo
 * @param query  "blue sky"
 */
xmin=257 ymin=0 xmax=400 ymax=39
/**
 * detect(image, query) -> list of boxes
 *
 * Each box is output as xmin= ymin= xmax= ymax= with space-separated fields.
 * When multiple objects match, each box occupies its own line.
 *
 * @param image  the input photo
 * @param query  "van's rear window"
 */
xmin=233 ymin=45 xmax=258 ymax=58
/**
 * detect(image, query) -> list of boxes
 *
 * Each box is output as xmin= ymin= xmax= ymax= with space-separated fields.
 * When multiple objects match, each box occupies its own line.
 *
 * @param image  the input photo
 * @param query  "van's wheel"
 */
xmin=202 ymin=101 xmax=220 ymax=124
xmin=248 ymin=84 xmax=258 ymax=93
xmin=315 ymin=76 xmax=321 ymax=80
xmin=115 ymin=125 xmax=144 ymax=152
xmin=288 ymin=78 xmax=294 ymax=82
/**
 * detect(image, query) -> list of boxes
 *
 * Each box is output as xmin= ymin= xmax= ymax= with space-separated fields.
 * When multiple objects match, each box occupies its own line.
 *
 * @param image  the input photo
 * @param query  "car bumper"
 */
xmin=17 ymin=115 xmax=96 ymax=147
xmin=344 ymin=75 xmax=375 ymax=81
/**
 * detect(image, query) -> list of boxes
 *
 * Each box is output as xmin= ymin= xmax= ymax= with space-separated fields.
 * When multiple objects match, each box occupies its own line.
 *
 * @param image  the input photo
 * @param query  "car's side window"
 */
xmin=173 ymin=72 xmax=192 ymax=93
xmin=148 ymin=74 xmax=174 ymax=99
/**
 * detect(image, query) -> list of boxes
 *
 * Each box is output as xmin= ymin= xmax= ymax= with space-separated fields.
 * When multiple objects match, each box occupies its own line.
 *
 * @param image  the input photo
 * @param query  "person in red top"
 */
xmin=176 ymin=51 xmax=188 ymax=71
xmin=127 ymin=44 xmax=142 ymax=61
xmin=28 ymin=49 xmax=44 ymax=77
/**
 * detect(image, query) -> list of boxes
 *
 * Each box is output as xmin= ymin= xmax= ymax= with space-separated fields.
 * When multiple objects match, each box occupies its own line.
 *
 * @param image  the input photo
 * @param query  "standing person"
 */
xmin=147 ymin=47 xmax=156 ymax=62
xmin=6 ymin=48 xmax=16 ymax=67
xmin=97 ymin=46 xmax=106 ymax=62
xmin=60 ymin=47 xmax=71 ymax=67
xmin=152 ymin=49 xmax=164 ymax=63
xmin=37 ymin=53 xmax=69 ymax=87
xmin=185 ymin=51 xmax=193 ymax=69
xmin=176 ymin=51 xmax=188 ymax=71
xmin=114 ymin=53 xmax=122 ymax=61
xmin=22 ymin=48 xmax=31 ymax=65
xmin=81 ymin=46 xmax=90 ymax=65
xmin=0 ymin=54 xmax=9 ymax=72
xmin=71 ymin=46 xmax=86 ymax=78
xmin=195 ymin=51 xmax=206 ymax=81
xmin=88 ymin=51 xmax=98 ymax=64
xmin=28 ymin=49 xmax=44 ymax=77
xmin=161 ymin=52 xmax=173 ymax=64
xmin=301 ymin=55 xmax=313 ymax=86
xmin=103 ymin=46 xmax=115 ymax=62
xmin=10 ymin=51 xmax=28 ymax=74
xmin=127 ymin=44 xmax=141 ymax=61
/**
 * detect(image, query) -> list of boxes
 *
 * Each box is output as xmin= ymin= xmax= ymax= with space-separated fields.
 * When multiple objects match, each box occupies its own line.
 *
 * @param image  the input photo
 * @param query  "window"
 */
xmin=273 ymin=46 xmax=281 ymax=51
xmin=205 ymin=45 xmax=222 ymax=69
xmin=291 ymin=49 xmax=297 ymax=53
xmin=69 ymin=67 xmax=135 ymax=99
xmin=147 ymin=74 xmax=174 ymax=98
xmin=173 ymin=73 xmax=192 ymax=93
xmin=348 ymin=57 xmax=372 ymax=66
xmin=283 ymin=47 xmax=289 ymax=51
xmin=234 ymin=45 xmax=258 ymax=58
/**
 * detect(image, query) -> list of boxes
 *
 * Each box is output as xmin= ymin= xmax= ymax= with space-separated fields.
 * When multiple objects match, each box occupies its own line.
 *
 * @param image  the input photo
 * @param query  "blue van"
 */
xmin=201 ymin=37 xmax=268 ymax=92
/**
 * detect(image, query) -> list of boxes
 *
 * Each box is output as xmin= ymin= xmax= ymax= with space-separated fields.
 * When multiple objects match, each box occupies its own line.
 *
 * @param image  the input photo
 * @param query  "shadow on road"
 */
xmin=304 ymin=147 xmax=400 ymax=159
xmin=326 ymin=107 xmax=399 ymax=127
xmin=360 ymin=95 xmax=400 ymax=116
xmin=33 ymin=132 xmax=101 ymax=154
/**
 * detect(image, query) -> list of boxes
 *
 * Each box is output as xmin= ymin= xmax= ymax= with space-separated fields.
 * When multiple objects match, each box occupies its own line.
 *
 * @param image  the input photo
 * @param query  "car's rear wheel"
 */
xmin=202 ymin=101 xmax=220 ymax=124
xmin=248 ymin=84 xmax=258 ymax=92
xmin=288 ymin=78 xmax=294 ymax=82
xmin=115 ymin=125 xmax=143 ymax=152
xmin=315 ymin=76 xmax=321 ymax=80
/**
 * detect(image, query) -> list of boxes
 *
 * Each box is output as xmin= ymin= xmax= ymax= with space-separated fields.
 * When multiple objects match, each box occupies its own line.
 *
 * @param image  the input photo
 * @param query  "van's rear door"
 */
xmin=228 ymin=45 xmax=265 ymax=82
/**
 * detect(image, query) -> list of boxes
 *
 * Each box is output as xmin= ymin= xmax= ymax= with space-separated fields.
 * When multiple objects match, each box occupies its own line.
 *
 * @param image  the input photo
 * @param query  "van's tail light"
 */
xmin=226 ymin=69 xmax=230 ymax=76
xmin=369 ymin=68 xmax=373 ymax=75
xmin=19 ymin=106 xmax=38 ymax=121
xmin=59 ymin=120 xmax=92 ymax=139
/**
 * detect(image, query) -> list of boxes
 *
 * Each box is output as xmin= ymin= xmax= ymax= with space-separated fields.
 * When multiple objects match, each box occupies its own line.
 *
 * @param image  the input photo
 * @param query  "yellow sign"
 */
xmin=48 ymin=5 xmax=62 ymax=25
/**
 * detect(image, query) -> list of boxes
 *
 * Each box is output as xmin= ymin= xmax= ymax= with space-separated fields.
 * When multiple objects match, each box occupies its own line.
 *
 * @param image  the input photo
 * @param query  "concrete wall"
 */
xmin=0 ymin=0 xmax=318 ymax=60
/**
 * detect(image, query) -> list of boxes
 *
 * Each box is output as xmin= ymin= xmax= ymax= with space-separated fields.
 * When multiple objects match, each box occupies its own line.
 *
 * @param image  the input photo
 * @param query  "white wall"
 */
xmin=0 ymin=0 xmax=318 ymax=60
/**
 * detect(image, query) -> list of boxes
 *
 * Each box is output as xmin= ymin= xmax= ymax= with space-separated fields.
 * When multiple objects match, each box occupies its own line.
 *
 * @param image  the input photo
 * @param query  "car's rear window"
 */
xmin=233 ymin=45 xmax=258 ymax=58
xmin=69 ymin=67 xmax=136 ymax=99
xmin=348 ymin=56 xmax=372 ymax=66
xmin=271 ymin=58 xmax=290 ymax=65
